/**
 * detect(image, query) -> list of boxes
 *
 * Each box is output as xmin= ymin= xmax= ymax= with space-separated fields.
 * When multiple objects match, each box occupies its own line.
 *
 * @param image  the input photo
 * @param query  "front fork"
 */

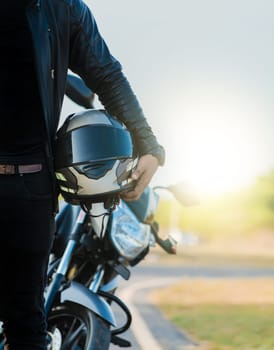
xmin=89 ymin=265 xmax=105 ymax=292
xmin=44 ymin=208 xmax=86 ymax=314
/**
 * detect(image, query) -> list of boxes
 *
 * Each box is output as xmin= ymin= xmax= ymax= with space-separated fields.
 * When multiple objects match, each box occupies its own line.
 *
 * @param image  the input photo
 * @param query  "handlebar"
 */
xmin=150 ymin=221 xmax=177 ymax=255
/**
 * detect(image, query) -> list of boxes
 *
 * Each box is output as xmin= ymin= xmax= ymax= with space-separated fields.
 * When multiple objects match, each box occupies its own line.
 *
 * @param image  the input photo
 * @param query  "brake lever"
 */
xmin=150 ymin=221 xmax=177 ymax=255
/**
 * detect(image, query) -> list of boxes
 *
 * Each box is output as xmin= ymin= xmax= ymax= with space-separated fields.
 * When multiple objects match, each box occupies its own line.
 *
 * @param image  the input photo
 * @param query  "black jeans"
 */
xmin=0 ymin=164 xmax=55 ymax=350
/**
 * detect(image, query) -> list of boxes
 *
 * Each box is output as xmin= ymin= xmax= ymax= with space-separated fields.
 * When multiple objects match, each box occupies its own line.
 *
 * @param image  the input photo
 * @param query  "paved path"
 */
xmin=109 ymin=264 xmax=274 ymax=349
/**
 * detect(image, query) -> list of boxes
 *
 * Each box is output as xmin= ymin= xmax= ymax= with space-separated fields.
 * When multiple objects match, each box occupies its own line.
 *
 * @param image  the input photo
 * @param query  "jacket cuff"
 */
xmin=149 ymin=145 xmax=165 ymax=166
xmin=138 ymin=145 xmax=165 ymax=166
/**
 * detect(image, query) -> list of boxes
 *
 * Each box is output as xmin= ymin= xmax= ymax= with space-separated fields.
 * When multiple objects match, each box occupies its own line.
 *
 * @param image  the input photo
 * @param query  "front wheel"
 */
xmin=47 ymin=302 xmax=111 ymax=350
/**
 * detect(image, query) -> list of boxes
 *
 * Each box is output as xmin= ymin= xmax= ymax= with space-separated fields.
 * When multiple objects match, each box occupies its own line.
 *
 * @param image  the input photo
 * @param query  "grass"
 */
xmin=145 ymin=230 xmax=274 ymax=268
xmin=145 ymin=248 xmax=274 ymax=269
xmin=158 ymin=304 xmax=274 ymax=350
xmin=151 ymin=278 xmax=274 ymax=350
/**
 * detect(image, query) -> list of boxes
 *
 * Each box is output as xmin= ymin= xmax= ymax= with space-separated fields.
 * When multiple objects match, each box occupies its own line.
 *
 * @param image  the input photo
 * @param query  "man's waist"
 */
xmin=0 ymin=163 xmax=42 ymax=175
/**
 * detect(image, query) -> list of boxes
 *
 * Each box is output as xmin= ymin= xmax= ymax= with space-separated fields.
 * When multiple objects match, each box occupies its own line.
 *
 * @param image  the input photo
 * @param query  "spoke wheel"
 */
xmin=48 ymin=302 xmax=111 ymax=350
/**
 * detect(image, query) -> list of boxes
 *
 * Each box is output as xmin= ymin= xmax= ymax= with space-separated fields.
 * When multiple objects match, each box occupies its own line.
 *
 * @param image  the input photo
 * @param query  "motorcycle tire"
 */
xmin=47 ymin=302 xmax=111 ymax=350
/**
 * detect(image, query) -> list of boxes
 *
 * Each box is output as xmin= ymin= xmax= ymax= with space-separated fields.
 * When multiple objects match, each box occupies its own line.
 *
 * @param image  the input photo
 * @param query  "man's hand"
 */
xmin=121 ymin=154 xmax=159 ymax=202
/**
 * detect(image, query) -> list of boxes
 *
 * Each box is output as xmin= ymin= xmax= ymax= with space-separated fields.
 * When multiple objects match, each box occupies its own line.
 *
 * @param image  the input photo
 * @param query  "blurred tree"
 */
xmin=155 ymin=170 xmax=274 ymax=239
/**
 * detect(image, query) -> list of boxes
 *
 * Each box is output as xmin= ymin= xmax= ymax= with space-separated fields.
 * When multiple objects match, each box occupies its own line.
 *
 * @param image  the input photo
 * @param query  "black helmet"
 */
xmin=54 ymin=109 xmax=137 ymax=205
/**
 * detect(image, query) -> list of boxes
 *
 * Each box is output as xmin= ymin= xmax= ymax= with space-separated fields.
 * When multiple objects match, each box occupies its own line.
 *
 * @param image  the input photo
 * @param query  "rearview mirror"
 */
xmin=167 ymin=181 xmax=200 ymax=206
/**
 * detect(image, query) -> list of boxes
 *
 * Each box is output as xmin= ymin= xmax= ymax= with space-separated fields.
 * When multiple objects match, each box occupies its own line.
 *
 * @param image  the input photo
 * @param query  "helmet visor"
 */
xmin=54 ymin=125 xmax=133 ymax=169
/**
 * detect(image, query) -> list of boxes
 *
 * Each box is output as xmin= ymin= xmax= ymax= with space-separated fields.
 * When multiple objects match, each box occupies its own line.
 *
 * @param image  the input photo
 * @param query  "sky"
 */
xmin=61 ymin=0 xmax=274 ymax=196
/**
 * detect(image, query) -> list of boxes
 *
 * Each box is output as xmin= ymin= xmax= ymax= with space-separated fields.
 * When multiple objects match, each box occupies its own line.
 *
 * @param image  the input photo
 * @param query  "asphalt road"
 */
xmin=109 ymin=264 xmax=274 ymax=350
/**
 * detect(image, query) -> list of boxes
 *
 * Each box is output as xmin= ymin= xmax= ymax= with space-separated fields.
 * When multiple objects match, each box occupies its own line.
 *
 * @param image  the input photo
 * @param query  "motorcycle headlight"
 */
xmin=109 ymin=201 xmax=151 ymax=260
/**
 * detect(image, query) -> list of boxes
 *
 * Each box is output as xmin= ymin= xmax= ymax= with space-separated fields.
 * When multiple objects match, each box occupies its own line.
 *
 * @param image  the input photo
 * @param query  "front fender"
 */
xmin=60 ymin=281 xmax=116 ymax=326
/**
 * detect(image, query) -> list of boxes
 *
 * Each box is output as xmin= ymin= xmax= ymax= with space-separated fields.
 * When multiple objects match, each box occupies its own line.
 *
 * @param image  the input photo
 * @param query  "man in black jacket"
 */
xmin=0 ymin=0 xmax=165 ymax=349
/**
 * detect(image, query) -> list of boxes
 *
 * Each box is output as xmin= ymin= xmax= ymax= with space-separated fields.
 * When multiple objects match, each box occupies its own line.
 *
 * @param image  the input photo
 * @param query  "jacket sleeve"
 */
xmin=68 ymin=0 xmax=165 ymax=165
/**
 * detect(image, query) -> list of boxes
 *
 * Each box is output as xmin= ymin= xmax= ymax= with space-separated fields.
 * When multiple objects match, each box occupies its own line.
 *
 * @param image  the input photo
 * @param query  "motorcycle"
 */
xmin=46 ymin=180 xmax=195 ymax=350
xmin=0 ymin=74 xmax=198 ymax=350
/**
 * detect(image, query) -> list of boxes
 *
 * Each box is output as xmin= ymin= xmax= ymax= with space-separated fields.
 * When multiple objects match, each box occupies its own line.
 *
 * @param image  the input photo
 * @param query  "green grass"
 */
xmin=159 ymin=304 xmax=274 ymax=350
xmin=151 ymin=278 xmax=274 ymax=350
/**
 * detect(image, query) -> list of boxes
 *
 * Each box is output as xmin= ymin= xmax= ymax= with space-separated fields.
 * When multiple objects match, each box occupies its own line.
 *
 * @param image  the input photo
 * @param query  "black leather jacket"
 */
xmin=25 ymin=0 xmax=165 ymax=166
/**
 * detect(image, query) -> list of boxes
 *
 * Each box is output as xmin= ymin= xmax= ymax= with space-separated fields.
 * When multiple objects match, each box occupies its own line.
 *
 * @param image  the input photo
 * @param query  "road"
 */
xmin=109 ymin=264 xmax=274 ymax=350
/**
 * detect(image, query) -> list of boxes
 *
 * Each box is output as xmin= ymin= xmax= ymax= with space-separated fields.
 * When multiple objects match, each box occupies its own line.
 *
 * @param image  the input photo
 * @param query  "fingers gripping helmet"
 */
xmin=54 ymin=109 xmax=137 ymax=205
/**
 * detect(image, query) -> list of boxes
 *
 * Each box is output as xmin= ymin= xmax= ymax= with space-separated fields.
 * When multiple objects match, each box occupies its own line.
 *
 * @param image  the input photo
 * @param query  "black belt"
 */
xmin=0 ymin=164 xmax=42 ymax=175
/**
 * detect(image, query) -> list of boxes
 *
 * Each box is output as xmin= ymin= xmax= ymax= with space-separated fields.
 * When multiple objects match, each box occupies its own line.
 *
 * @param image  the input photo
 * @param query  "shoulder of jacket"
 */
xmin=56 ymin=0 xmax=88 ymax=9
xmin=50 ymin=0 xmax=91 ymax=23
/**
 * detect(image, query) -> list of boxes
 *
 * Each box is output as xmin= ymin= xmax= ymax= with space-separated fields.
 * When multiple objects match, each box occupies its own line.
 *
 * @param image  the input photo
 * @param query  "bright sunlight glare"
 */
xmin=162 ymin=86 xmax=269 ymax=197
